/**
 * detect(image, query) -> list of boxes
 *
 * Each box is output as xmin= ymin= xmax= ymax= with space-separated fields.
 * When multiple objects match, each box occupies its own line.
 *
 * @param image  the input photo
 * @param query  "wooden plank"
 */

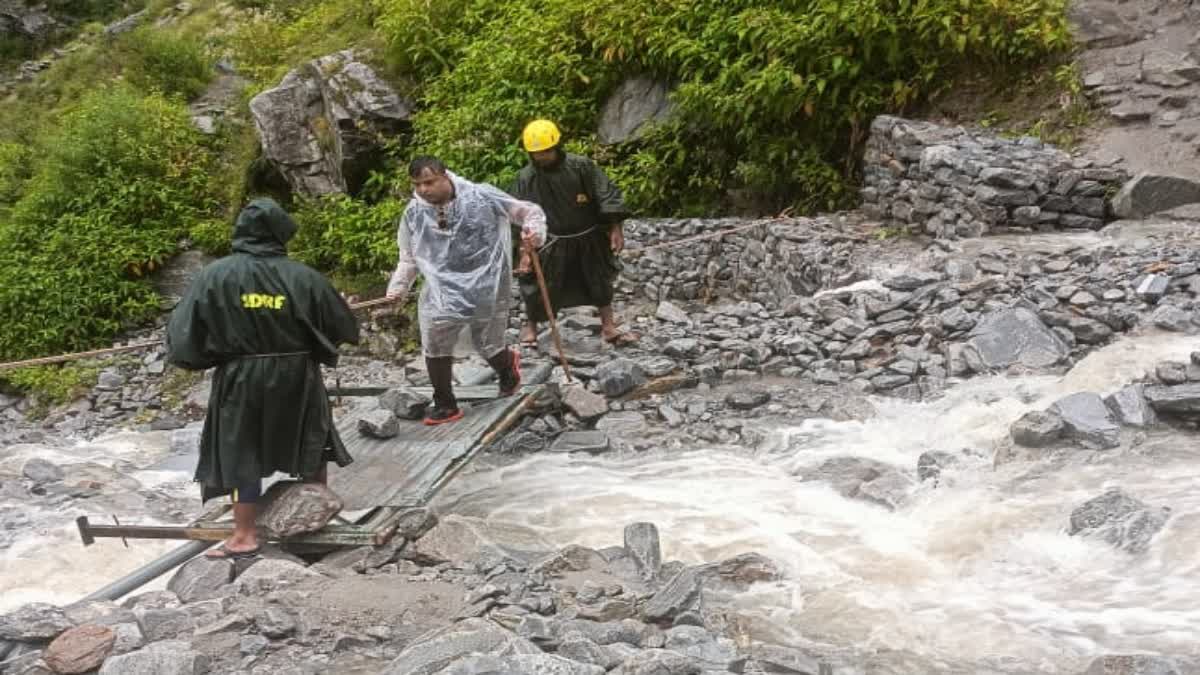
xmin=327 ymin=396 xmax=523 ymax=510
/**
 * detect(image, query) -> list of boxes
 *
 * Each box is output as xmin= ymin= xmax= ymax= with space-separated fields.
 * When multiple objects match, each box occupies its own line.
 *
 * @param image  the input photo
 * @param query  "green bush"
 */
xmin=1 ymin=363 xmax=102 ymax=408
xmin=375 ymin=0 xmax=1071 ymax=214
xmin=0 ymin=86 xmax=218 ymax=361
xmin=290 ymin=194 xmax=404 ymax=276
xmin=121 ymin=28 xmax=213 ymax=99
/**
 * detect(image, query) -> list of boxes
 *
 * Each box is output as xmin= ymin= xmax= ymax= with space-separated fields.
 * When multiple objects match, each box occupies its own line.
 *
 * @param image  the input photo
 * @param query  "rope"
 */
xmin=0 ymin=296 xmax=400 ymax=373
xmin=0 ymin=214 xmax=796 ymax=373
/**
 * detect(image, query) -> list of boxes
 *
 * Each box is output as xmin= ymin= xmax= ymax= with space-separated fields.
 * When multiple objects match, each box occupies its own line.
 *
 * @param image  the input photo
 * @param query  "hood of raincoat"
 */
xmin=232 ymin=198 xmax=298 ymax=257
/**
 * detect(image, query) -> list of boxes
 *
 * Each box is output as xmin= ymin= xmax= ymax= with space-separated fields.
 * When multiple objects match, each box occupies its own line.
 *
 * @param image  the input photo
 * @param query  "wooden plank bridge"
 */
xmin=75 ymin=362 xmax=553 ymax=549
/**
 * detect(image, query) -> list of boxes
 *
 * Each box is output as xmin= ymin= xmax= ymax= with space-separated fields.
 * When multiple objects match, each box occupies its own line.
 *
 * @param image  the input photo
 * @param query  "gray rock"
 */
xmin=358 ymin=408 xmax=400 ymax=438
xmin=0 ymin=603 xmax=73 ymax=641
xmin=1151 ymin=305 xmax=1193 ymax=333
xmin=939 ymin=305 xmax=977 ymax=332
xmin=715 ymin=552 xmax=782 ymax=588
xmin=1049 ymin=393 xmax=1121 ymax=449
xmin=110 ymin=623 xmax=144 ymax=656
xmin=725 ymin=389 xmax=770 ymax=411
xmin=1082 ymin=655 xmax=1185 ymax=675
xmin=663 ymin=626 xmax=737 ymax=669
xmin=663 ymin=339 xmax=701 ymax=359
xmin=250 ymin=50 xmax=415 ymax=196
xmin=557 ymin=636 xmax=618 ymax=670
xmin=655 ymin=301 xmax=692 ymax=326
xmin=257 ymin=607 xmax=296 ymax=639
xmin=1156 ymin=361 xmax=1188 ymax=385
xmin=549 ymin=431 xmax=611 ymax=455
xmin=378 ymin=387 xmax=430 ymax=420
xmin=598 ymin=77 xmax=674 ymax=145
xmin=612 ymin=649 xmax=700 ymax=675
xmin=256 ymin=481 xmax=343 ymax=538
xmin=883 ymin=271 xmax=941 ymax=290
xmin=1105 ymin=386 xmax=1157 ymax=427
xmin=624 ymin=522 xmax=662 ymax=582
xmin=381 ymin=618 xmax=538 ymax=675
xmin=154 ymin=250 xmax=215 ymax=307
xmin=561 ymin=385 xmax=609 ymax=421
xmin=506 ymin=654 xmax=606 ymax=674
xmin=97 ymin=640 xmax=208 ymax=675
xmin=167 ymin=555 xmax=234 ymax=603
xmin=962 ymin=307 xmax=1069 ymax=372
xmin=730 ymin=643 xmax=824 ymax=675
xmin=21 ymin=458 xmax=63 ymax=484
xmin=594 ymin=359 xmax=648 ymax=397
xmin=1008 ymin=408 xmax=1065 ymax=444
xmin=0 ymin=650 xmax=50 ymax=675
xmin=62 ymin=602 xmax=135 ymax=628
xmin=1112 ymin=173 xmax=1200 ymax=219
xmin=636 ymin=356 xmax=678 ymax=378
xmin=501 ymin=430 xmax=548 ymax=454
xmin=240 ymin=634 xmax=269 ymax=656
xmin=799 ymin=457 xmax=914 ymax=510
xmin=103 ymin=10 xmax=147 ymax=36
xmin=1069 ymin=317 xmax=1114 ymax=344
xmin=1144 ymin=383 xmax=1200 ymax=414
xmin=1068 ymin=489 xmax=1171 ymax=554
xmin=407 ymin=515 xmax=552 ymax=568
xmin=641 ymin=565 xmax=715 ymax=624
xmin=1135 ymin=274 xmax=1170 ymax=303
xmin=135 ymin=608 xmax=191 ymax=642
xmin=233 ymin=559 xmax=321 ymax=595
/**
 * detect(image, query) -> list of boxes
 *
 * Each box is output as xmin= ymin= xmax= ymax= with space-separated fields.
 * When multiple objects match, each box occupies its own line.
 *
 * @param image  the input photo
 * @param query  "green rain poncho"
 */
xmin=166 ymin=198 xmax=360 ymax=502
xmin=509 ymin=152 xmax=631 ymax=322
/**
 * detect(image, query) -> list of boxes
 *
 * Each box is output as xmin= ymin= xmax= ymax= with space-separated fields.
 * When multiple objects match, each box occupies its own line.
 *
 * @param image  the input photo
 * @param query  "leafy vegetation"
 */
xmin=0 ymin=0 xmax=1076 ymax=365
xmin=2 ymin=363 xmax=103 ymax=413
xmin=0 ymin=86 xmax=218 ymax=361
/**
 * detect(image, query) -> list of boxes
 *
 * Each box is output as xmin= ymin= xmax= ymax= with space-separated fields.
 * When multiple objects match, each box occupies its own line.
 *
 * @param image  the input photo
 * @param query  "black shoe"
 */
xmin=423 ymin=406 xmax=464 ymax=426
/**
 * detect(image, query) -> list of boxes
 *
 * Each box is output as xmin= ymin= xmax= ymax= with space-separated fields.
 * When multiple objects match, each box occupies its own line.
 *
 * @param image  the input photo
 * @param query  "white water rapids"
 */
xmin=436 ymin=330 xmax=1200 ymax=674
xmin=1 ymin=329 xmax=1197 ymax=672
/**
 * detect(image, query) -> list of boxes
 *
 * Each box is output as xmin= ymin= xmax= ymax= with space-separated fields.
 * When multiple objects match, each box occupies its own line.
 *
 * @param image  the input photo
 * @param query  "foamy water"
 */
xmin=437 ymin=331 xmax=1200 ymax=673
xmin=0 ymin=431 xmax=197 ymax=612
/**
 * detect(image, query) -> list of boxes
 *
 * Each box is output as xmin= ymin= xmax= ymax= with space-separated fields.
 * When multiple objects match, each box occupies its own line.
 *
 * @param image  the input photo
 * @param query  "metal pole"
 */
xmin=79 ymin=540 xmax=213 ymax=603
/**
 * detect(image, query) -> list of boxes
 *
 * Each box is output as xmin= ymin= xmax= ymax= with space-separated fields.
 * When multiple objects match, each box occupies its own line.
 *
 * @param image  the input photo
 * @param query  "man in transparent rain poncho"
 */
xmin=386 ymin=157 xmax=547 ymax=425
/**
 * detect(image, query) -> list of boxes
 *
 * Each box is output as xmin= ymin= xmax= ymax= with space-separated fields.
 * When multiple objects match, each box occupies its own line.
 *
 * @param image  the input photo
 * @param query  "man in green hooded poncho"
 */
xmin=166 ymin=198 xmax=360 ymax=559
xmin=510 ymin=119 xmax=639 ymax=347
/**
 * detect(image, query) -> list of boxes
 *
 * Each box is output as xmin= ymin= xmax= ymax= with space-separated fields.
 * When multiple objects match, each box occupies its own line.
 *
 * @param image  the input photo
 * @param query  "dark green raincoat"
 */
xmin=166 ymin=198 xmax=360 ymax=502
xmin=509 ymin=152 xmax=631 ymax=322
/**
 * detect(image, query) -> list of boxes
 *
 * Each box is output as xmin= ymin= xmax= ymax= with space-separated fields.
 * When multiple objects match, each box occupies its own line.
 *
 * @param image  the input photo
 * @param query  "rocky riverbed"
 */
xmin=3 ymin=214 xmax=1200 ymax=673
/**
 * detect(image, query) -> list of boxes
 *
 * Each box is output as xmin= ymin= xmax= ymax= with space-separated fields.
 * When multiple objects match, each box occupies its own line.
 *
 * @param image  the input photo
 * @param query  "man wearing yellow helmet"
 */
xmin=510 ymin=119 xmax=639 ymax=348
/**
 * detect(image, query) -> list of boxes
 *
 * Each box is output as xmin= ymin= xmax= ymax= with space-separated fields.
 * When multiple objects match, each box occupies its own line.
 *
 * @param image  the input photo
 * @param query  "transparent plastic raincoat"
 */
xmin=388 ymin=171 xmax=547 ymax=358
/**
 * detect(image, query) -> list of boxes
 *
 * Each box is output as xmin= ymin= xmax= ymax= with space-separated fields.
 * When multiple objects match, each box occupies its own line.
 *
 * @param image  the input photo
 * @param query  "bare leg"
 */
xmin=520 ymin=322 xmax=539 ymax=345
xmin=206 ymin=502 xmax=259 ymax=557
xmin=600 ymin=305 xmax=638 ymax=345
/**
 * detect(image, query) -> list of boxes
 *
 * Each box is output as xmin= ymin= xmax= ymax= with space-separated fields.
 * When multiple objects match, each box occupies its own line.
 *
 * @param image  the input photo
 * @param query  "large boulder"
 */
xmin=1112 ymin=173 xmax=1200 ymax=219
xmin=0 ymin=2 xmax=58 ymax=43
xmin=961 ymin=307 xmax=1070 ymax=372
xmin=256 ymin=481 xmax=343 ymax=538
xmin=43 ymin=624 xmax=116 ymax=675
xmin=97 ymin=640 xmax=208 ymax=675
xmin=407 ymin=514 xmax=554 ymax=566
xmin=166 ymin=555 xmax=234 ymax=603
xmin=597 ymin=77 xmax=675 ymax=145
xmin=381 ymin=618 xmax=540 ymax=675
xmin=798 ymin=457 xmax=915 ymax=511
xmin=250 ymin=49 xmax=415 ymax=197
xmin=1049 ymin=393 xmax=1121 ymax=449
xmin=0 ymin=603 xmax=73 ymax=641
xmin=1068 ymin=489 xmax=1171 ymax=554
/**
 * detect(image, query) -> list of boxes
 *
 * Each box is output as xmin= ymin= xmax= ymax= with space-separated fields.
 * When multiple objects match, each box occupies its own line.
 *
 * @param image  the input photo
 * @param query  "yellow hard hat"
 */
xmin=522 ymin=119 xmax=561 ymax=152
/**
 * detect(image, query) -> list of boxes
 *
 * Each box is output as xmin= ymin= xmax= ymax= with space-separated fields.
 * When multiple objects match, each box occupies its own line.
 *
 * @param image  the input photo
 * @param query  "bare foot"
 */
xmin=519 ymin=324 xmax=538 ymax=346
xmin=205 ymin=536 xmax=260 ymax=559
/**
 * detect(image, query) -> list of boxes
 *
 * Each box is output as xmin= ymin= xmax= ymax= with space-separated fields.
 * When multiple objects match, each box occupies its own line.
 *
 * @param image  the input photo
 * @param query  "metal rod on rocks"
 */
xmin=526 ymin=243 xmax=572 ymax=383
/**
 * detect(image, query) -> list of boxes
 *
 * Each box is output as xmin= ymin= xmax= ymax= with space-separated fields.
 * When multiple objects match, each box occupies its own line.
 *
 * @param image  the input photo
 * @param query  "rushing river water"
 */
xmin=1 ymin=330 xmax=1198 ymax=673
xmin=437 ymin=330 xmax=1200 ymax=674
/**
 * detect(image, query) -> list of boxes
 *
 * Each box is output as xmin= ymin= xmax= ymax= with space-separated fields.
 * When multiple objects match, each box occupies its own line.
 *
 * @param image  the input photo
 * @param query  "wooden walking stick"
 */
xmin=525 ymin=241 xmax=573 ymax=383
